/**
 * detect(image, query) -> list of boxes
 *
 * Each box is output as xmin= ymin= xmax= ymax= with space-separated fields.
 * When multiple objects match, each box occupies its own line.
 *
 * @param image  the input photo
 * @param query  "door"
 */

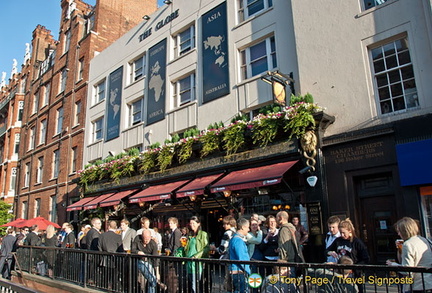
xmin=360 ymin=196 xmax=398 ymax=264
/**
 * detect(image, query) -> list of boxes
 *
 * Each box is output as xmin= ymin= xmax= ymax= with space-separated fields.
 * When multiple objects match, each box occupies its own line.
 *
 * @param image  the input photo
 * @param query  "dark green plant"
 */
xmin=178 ymin=138 xmax=195 ymax=164
xmin=230 ymin=113 xmax=249 ymax=124
xmin=285 ymin=103 xmax=316 ymax=139
xmin=109 ymin=156 xmax=136 ymax=183
xmin=200 ymin=130 xmax=221 ymax=158
xmin=0 ymin=201 xmax=13 ymax=234
xmin=127 ymin=147 xmax=141 ymax=157
xmin=222 ymin=122 xmax=247 ymax=155
xmin=139 ymin=151 xmax=158 ymax=174
xmin=289 ymin=92 xmax=314 ymax=105
xmin=157 ymin=145 xmax=175 ymax=171
xmin=251 ymin=113 xmax=285 ymax=147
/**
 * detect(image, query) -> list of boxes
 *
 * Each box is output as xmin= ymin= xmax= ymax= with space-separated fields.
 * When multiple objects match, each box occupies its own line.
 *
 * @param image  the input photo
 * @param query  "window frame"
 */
xmin=74 ymin=101 xmax=81 ymax=126
xmin=92 ymin=117 xmax=104 ymax=142
xmin=53 ymin=149 xmax=60 ymax=178
xmin=175 ymin=25 xmax=195 ymax=57
xmin=128 ymin=98 xmax=144 ymax=126
xmin=39 ymin=119 xmax=47 ymax=145
xmin=238 ymin=0 xmax=273 ymax=22
xmin=173 ymin=73 xmax=196 ymax=108
xmin=56 ymin=107 xmax=64 ymax=134
xmin=240 ymin=36 xmax=277 ymax=80
xmin=42 ymin=82 xmax=50 ymax=107
xmin=24 ymin=163 xmax=30 ymax=187
xmin=29 ymin=126 xmax=35 ymax=150
xmin=94 ymin=79 xmax=106 ymax=104
xmin=36 ymin=157 xmax=44 ymax=183
xmin=64 ymin=30 xmax=71 ymax=53
xmin=59 ymin=68 xmax=68 ymax=93
xmin=129 ymin=55 xmax=145 ymax=83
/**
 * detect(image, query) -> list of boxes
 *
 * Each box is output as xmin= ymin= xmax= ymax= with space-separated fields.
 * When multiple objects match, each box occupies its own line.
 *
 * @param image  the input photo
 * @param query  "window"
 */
xmin=56 ymin=107 xmax=64 ymax=134
xmin=71 ymin=146 xmax=77 ymax=173
xmin=42 ymin=82 xmax=50 ymax=106
xmin=238 ymin=0 xmax=273 ymax=22
xmin=92 ymin=117 xmax=104 ymax=142
xmin=49 ymin=195 xmax=57 ymax=222
xmin=14 ymin=133 xmax=20 ymax=155
xmin=29 ymin=126 xmax=35 ymax=150
xmin=363 ymin=0 xmax=388 ymax=10
xmin=129 ymin=55 xmax=145 ymax=83
xmin=129 ymin=98 xmax=143 ymax=126
xmin=84 ymin=13 xmax=95 ymax=36
xmin=20 ymin=76 xmax=27 ymax=93
xmin=39 ymin=119 xmax=47 ymax=144
xmin=17 ymin=101 xmax=24 ymax=122
xmin=10 ymin=168 xmax=17 ymax=191
xmin=64 ymin=30 xmax=71 ymax=53
xmin=74 ymin=101 xmax=81 ymax=126
xmin=21 ymin=201 xmax=28 ymax=219
xmin=77 ymin=58 xmax=84 ymax=81
xmin=37 ymin=157 xmax=44 ymax=183
xmin=34 ymin=198 xmax=41 ymax=217
xmin=240 ymin=36 xmax=277 ymax=80
xmin=173 ymin=73 xmax=196 ymax=107
xmin=32 ymin=92 xmax=39 ymax=114
xmin=59 ymin=68 xmax=68 ymax=93
xmin=24 ymin=163 xmax=30 ymax=187
xmin=53 ymin=149 xmax=60 ymax=178
xmin=371 ymin=38 xmax=418 ymax=115
xmin=175 ymin=25 xmax=195 ymax=56
xmin=94 ymin=80 xmax=106 ymax=104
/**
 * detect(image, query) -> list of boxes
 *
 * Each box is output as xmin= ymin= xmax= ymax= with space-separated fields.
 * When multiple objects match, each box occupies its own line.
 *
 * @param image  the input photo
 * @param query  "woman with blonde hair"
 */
xmin=387 ymin=217 xmax=432 ymax=292
xmin=44 ymin=224 xmax=57 ymax=278
xmin=326 ymin=218 xmax=369 ymax=264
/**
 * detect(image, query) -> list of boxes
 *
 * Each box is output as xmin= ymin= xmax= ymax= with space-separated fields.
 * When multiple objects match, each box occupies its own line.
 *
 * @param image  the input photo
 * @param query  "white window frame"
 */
xmin=370 ymin=37 xmax=418 ymax=115
xmin=39 ymin=119 xmax=47 ymax=145
xmin=24 ymin=163 xmax=30 ymax=187
xmin=17 ymin=101 xmax=24 ymax=122
xmin=175 ymin=25 xmax=195 ymax=57
xmin=21 ymin=201 xmax=28 ymax=219
xmin=71 ymin=146 xmax=77 ymax=174
xmin=59 ymin=68 xmax=67 ymax=93
xmin=14 ymin=133 xmax=20 ymax=155
xmin=129 ymin=98 xmax=143 ymax=126
xmin=94 ymin=79 xmax=106 ymax=104
xmin=173 ymin=73 xmax=196 ymax=108
xmin=53 ymin=149 xmax=60 ymax=178
xmin=92 ymin=117 xmax=104 ymax=142
xmin=238 ymin=0 xmax=273 ymax=22
xmin=42 ymin=82 xmax=50 ymax=106
xmin=49 ymin=195 xmax=57 ymax=222
xmin=363 ymin=0 xmax=389 ymax=10
xmin=29 ymin=126 xmax=35 ymax=150
xmin=64 ymin=30 xmax=71 ymax=53
xmin=77 ymin=58 xmax=84 ymax=81
xmin=240 ymin=36 xmax=277 ymax=80
xmin=36 ymin=157 xmax=43 ymax=183
xmin=32 ymin=92 xmax=39 ymax=114
xmin=74 ymin=101 xmax=81 ymax=126
xmin=129 ymin=55 xmax=145 ymax=83
xmin=10 ymin=167 xmax=17 ymax=191
xmin=56 ymin=107 xmax=64 ymax=134
xmin=34 ymin=198 xmax=41 ymax=217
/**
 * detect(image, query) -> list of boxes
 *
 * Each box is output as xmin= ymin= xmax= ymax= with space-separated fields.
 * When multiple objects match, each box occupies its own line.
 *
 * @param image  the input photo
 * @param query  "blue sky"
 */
xmin=0 ymin=0 xmax=165 ymax=81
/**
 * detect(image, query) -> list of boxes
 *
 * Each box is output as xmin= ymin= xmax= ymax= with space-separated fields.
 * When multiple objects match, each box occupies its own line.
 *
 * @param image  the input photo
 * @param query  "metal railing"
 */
xmin=0 ymin=278 xmax=39 ymax=293
xmin=14 ymin=246 xmax=432 ymax=293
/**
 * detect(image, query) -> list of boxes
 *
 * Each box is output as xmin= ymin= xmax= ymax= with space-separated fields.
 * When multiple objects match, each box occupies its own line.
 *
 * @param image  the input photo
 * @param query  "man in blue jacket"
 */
xmin=229 ymin=218 xmax=251 ymax=293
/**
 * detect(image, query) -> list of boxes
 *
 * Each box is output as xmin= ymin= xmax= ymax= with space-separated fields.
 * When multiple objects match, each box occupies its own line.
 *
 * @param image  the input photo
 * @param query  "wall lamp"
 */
xmin=143 ymin=15 xmax=150 ymax=20
xmin=163 ymin=0 xmax=172 ymax=4
xmin=223 ymin=190 xmax=232 ymax=197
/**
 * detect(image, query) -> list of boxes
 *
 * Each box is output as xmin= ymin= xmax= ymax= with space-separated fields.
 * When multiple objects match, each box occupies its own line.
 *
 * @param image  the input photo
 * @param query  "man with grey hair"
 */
xmin=229 ymin=218 xmax=251 ymax=293
xmin=276 ymin=211 xmax=303 ymax=276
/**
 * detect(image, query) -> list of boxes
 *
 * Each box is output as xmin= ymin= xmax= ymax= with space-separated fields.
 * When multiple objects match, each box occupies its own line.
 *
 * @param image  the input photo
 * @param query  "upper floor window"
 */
xmin=77 ymin=58 xmax=84 ymax=81
xmin=84 ymin=13 xmax=95 ymax=36
xmin=56 ymin=107 xmax=64 ymax=134
xmin=53 ymin=149 xmax=60 ymax=178
xmin=240 ymin=36 xmax=277 ymax=80
xmin=238 ymin=0 xmax=273 ymax=22
xmin=173 ymin=73 xmax=196 ymax=108
xmin=371 ymin=38 xmax=418 ymax=115
xmin=71 ymin=146 xmax=77 ymax=174
xmin=10 ymin=168 xmax=17 ymax=191
xmin=24 ymin=163 xmax=30 ymax=187
xmin=74 ymin=101 xmax=81 ymax=126
xmin=14 ymin=133 xmax=20 ymax=155
xmin=17 ymin=101 xmax=24 ymax=122
xmin=32 ymin=92 xmax=39 ymax=114
xmin=59 ymin=68 xmax=68 ymax=93
xmin=39 ymin=119 xmax=47 ymax=145
xmin=363 ymin=0 xmax=388 ymax=10
xmin=129 ymin=98 xmax=143 ymax=126
xmin=129 ymin=55 xmax=145 ymax=83
xmin=64 ymin=30 xmax=71 ymax=53
xmin=20 ymin=76 xmax=27 ymax=93
xmin=175 ymin=25 xmax=195 ymax=57
xmin=92 ymin=117 xmax=104 ymax=142
xmin=36 ymin=157 xmax=44 ymax=183
xmin=42 ymin=82 xmax=50 ymax=107
xmin=29 ymin=126 xmax=35 ymax=150
xmin=49 ymin=195 xmax=57 ymax=222
xmin=94 ymin=79 xmax=106 ymax=104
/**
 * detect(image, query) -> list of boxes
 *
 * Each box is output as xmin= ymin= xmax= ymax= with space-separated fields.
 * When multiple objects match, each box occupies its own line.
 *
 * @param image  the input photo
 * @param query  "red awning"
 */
xmin=83 ymin=193 xmax=116 ymax=210
xmin=176 ymin=173 xmax=225 ymax=198
xmin=99 ymin=189 xmax=140 ymax=207
xmin=66 ymin=197 xmax=97 ymax=211
xmin=129 ymin=180 xmax=191 ymax=203
xmin=210 ymin=160 xmax=298 ymax=193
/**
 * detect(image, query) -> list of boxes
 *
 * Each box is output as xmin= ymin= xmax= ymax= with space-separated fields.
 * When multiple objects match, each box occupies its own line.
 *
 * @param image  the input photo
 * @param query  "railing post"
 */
xmin=83 ymin=251 xmax=88 ymax=288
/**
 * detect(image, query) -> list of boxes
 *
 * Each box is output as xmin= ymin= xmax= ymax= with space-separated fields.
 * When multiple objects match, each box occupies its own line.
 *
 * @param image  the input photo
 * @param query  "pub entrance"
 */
xmin=356 ymin=173 xmax=398 ymax=264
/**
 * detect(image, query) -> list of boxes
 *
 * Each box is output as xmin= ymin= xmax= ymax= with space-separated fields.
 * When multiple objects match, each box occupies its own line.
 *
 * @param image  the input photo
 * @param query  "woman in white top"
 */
xmin=387 ymin=217 xmax=432 ymax=292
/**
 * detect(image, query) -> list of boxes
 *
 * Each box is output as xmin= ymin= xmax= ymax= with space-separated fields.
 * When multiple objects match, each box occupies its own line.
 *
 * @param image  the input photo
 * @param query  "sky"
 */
xmin=0 ymin=0 xmax=165 ymax=82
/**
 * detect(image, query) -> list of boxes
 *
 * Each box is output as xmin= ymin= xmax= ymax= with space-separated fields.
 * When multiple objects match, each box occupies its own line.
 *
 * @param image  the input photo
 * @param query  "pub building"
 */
xmin=68 ymin=0 xmax=432 ymax=264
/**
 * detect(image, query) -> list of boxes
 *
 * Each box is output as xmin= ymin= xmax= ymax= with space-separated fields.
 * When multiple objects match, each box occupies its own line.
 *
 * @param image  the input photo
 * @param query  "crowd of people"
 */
xmin=0 ymin=213 xmax=431 ymax=292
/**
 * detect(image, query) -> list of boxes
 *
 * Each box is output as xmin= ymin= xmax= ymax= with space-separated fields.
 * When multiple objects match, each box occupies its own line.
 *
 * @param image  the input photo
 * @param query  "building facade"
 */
xmin=12 ymin=0 xmax=157 ymax=225
xmin=77 ymin=0 xmax=432 ymax=263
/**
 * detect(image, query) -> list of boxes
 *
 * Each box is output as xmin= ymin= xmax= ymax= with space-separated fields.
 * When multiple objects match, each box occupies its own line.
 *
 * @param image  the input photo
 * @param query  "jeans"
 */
xmin=138 ymin=260 xmax=157 ymax=293
xmin=232 ymin=274 xmax=248 ymax=293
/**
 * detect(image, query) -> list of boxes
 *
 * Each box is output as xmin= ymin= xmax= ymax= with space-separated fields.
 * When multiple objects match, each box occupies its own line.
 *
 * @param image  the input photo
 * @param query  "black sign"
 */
xmin=147 ymin=39 xmax=167 ymax=125
xmin=202 ymin=2 xmax=230 ymax=103
xmin=106 ymin=66 xmax=123 ymax=141
xmin=307 ymin=202 xmax=323 ymax=235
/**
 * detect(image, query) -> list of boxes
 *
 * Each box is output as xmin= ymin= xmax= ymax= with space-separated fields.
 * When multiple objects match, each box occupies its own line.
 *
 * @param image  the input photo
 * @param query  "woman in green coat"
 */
xmin=185 ymin=216 xmax=209 ymax=293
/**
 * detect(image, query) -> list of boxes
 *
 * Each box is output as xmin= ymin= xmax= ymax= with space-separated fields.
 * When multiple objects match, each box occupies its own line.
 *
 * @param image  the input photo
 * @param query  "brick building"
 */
xmin=12 ymin=0 xmax=157 ymax=224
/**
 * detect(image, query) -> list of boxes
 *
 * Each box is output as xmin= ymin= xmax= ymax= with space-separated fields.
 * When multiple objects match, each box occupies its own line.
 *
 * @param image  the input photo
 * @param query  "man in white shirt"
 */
xmin=325 ymin=215 xmax=341 ymax=262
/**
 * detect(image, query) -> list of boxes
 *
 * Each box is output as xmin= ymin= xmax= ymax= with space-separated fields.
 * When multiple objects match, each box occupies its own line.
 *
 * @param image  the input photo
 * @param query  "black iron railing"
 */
xmin=14 ymin=246 xmax=432 ymax=293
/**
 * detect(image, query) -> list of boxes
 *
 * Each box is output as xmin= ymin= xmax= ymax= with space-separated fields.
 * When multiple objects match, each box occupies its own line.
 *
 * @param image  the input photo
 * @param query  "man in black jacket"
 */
xmin=25 ymin=225 xmax=41 ymax=246
xmin=85 ymin=217 xmax=102 ymax=251
xmin=0 ymin=228 xmax=17 ymax=279
xmin=98 ymin=220 xmax=122 ymax=291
